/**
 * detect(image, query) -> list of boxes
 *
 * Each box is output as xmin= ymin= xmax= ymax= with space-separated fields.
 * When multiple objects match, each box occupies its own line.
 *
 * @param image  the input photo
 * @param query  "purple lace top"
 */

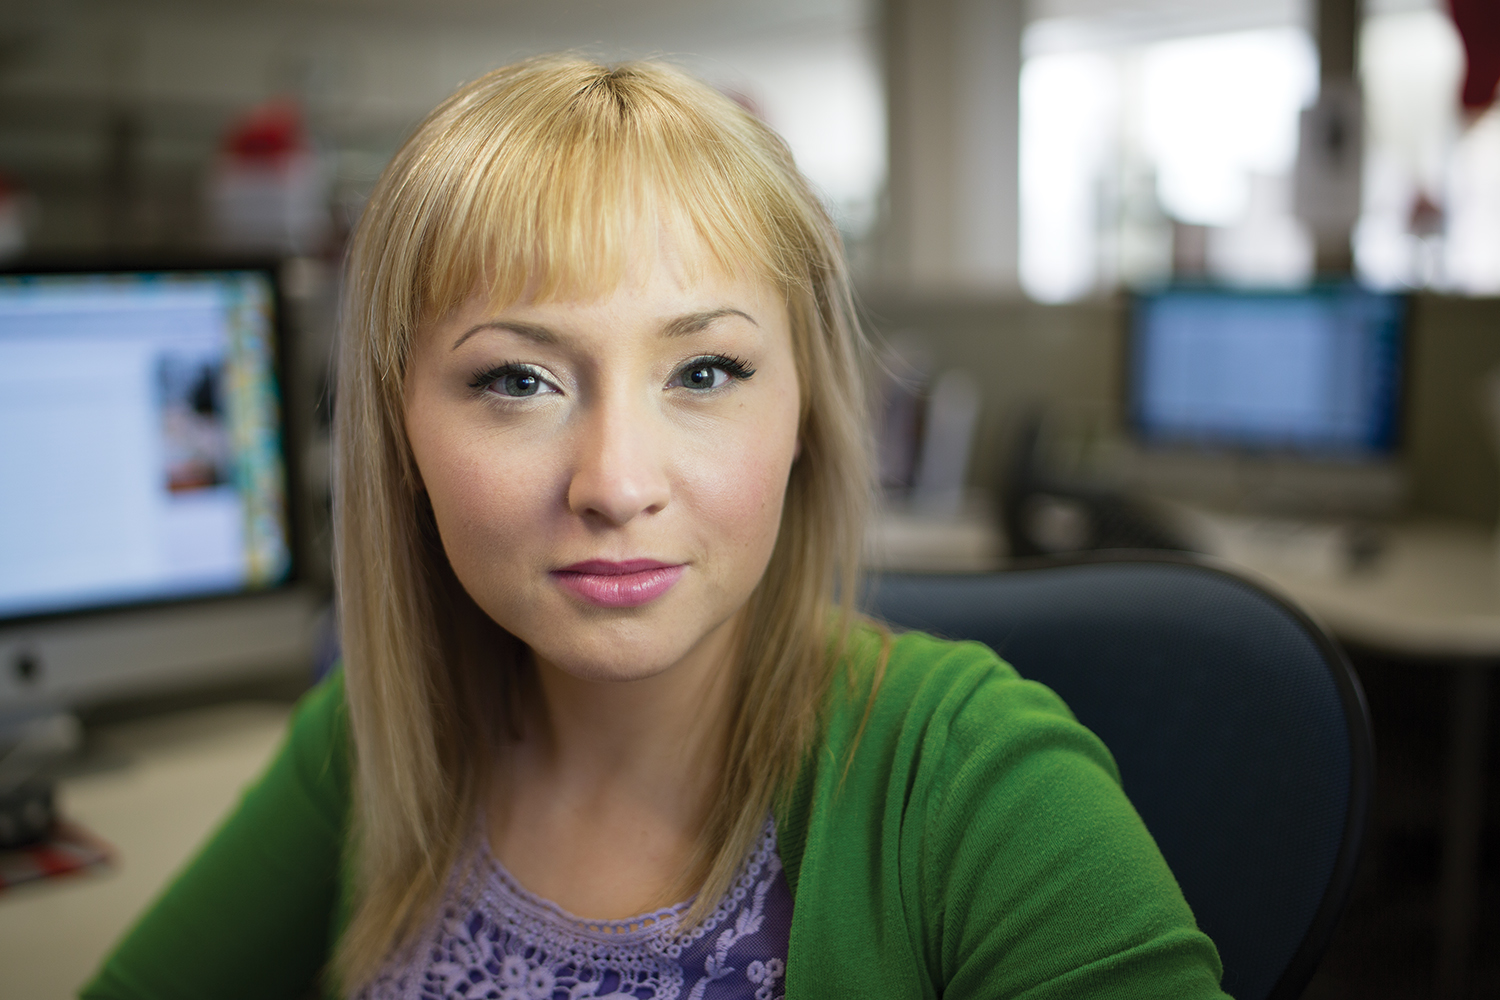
xmin=359 ymin=816 xmax=792 ymax=1000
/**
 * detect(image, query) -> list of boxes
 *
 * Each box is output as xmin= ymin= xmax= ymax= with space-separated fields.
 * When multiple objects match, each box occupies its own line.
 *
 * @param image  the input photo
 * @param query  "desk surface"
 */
xmin=870 ymin=506 xmax=1500 ymax=659
xmin=1203 ymin=516 xmax=1500 ymax=659
xmin=0 ymin=702 xmax=290 ymax=1000
xmin=868 ymin=499 xmax=1007 ymax=573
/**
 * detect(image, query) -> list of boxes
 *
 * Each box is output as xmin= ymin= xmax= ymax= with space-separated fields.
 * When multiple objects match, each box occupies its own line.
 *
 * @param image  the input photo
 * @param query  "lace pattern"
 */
xmin=360 ymin=816 xmax=792 ymax=1000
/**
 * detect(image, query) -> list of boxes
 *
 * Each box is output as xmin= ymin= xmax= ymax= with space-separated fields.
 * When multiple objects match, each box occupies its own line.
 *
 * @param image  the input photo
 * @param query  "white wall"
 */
xmin=882 ymin=0 xmax=1024 ymax=294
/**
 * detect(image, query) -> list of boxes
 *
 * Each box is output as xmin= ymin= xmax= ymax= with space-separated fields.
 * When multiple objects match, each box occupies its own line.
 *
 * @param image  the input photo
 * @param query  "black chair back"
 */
xmin=864 ymin=554 xmax=1373 ymax=1000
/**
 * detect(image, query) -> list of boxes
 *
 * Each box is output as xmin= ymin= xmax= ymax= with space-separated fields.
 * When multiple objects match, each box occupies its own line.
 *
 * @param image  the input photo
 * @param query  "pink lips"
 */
xmin=551 ymin=559 xmax=685 ymax=608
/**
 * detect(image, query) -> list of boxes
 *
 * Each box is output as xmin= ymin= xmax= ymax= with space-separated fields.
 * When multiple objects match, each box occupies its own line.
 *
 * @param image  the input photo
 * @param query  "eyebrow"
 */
xmin=661 ymin=308 xmax=758 ymax=338
xmin=451 ymin=321 xmax=555 ymax=352
xmin=450 ymin=308 xmax=757 ymax=352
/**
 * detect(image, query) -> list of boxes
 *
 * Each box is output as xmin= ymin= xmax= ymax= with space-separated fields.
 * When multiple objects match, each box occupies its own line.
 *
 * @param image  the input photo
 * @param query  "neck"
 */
xmin=516 ymin=612 xmax=741 ymax=825
xmin=485 ymin=612 xmax=745 ymax=918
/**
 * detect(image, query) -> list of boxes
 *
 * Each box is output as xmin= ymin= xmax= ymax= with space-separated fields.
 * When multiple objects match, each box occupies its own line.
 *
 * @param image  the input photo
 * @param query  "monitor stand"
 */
xmin=0 ymin=587 xmax=316 ymax=722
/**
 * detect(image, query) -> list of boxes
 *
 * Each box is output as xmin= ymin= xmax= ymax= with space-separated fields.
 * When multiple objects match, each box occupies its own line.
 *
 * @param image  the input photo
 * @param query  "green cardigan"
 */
xmin=82 ymin=629 xmax=1229 ymax=999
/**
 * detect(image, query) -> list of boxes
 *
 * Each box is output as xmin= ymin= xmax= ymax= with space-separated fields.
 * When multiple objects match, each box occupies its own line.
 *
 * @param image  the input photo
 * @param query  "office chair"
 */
xmin=863 ymin=553 xmax=1373 ymax=1000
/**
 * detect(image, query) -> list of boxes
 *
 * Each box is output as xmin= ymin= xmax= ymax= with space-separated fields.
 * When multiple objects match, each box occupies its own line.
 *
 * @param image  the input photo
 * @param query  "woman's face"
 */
xmin=404 ymin=232 xmax=802 ymax=685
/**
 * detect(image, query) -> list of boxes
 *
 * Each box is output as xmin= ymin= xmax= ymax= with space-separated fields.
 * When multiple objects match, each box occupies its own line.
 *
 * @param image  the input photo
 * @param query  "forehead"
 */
xmin=452 ymin=221 xmax=785 ymax=327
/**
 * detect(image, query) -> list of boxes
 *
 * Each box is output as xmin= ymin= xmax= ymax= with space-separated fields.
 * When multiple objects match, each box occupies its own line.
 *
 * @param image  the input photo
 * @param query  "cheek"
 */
xmin=410 ymin=421 xmax=562 ymax=566
xmin=679 ymin=405 xmax=799 ymax=564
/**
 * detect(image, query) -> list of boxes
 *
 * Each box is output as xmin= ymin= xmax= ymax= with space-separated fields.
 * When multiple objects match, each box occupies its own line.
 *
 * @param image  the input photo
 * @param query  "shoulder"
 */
xmin=234 ymin=666 xmax=352 ymax=835
xmin=292 ymin=666 xmax=351 ymax=750
xmin=231 ymin=666 xmax=353 ymax=838
xmin=850 ymin=623 xmax=1015 ymax=690
xmin=779 ymin=621 xmax=1126 ymax=896
xmin=285 ymin=667 xmax=353 ymax=798
xmin=825 ymin=624 xmax=1115 ymax=788
xmin=781 ymin=625 xmax=1226 ymax=999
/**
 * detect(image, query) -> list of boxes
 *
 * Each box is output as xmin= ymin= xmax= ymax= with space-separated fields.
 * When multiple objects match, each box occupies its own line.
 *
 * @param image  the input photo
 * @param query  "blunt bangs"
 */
xmin=377 ymin=57 xmax=815 ymax=371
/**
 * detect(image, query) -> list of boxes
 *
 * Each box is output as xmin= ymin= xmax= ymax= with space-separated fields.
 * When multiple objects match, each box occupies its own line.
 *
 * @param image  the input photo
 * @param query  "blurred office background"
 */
xmin=1 ymin=0 xmax=1498 ymax=997
xmin=7 ymin=0 xmax=1496 ymax=523
xmin=1 ymin=0 xmax=1497 ymax=294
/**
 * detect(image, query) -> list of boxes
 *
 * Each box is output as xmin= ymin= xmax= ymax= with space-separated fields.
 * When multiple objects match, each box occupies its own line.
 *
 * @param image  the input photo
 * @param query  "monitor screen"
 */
xmin=1128 ymin=286 xmax=1406 ymax=457
xmin=0 ymin=269 xmax=294 ymax=621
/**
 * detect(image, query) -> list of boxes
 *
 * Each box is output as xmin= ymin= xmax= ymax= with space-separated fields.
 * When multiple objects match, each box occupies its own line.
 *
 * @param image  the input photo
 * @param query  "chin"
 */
xmin=470 ymin=579 xmax=744 ymax=687
xmin=531 ymin=636 xmax=698 ymax=684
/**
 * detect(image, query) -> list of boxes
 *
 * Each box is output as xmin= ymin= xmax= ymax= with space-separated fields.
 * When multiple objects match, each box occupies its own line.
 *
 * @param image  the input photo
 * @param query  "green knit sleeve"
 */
xmin=908 ymin=639 xmax=1229 ymax=1000
xmin=79 ymin=670 xmax=352 ymax=1000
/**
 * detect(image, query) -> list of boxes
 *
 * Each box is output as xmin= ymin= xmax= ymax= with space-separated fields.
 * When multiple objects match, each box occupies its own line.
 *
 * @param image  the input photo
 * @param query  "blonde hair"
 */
xmin=332 ymin=54 xmax=873 ymax=991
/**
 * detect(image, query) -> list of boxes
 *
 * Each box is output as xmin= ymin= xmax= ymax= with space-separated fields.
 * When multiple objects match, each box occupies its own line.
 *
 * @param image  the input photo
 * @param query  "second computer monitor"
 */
xmin=1128 ymin=285 xmax=1407 ymax=459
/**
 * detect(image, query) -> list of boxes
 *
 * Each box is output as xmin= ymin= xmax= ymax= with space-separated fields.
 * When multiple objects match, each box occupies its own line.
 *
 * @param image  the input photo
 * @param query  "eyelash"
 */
xmin=467 ymin=362 xmax=551 ymax=395
xmin=466 ymin=355 xmax=757 ymax=396
xmin=677 ymin=354 xmax=757 ymax=385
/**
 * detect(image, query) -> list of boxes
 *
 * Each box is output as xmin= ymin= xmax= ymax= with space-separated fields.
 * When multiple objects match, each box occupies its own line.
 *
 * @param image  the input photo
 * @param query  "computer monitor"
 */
xmin=1128 ymin=285 xmax=1407 ymax=459
xmin=0 ymin=266 xmax=314 ymax=718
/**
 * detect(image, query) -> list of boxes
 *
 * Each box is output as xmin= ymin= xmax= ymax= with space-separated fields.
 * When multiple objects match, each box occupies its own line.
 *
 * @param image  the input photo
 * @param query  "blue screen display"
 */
xmin=0 ymin=270 xmax=293 ymax=621
xmin=1129 ymin=286 xmax=1406 ymax=457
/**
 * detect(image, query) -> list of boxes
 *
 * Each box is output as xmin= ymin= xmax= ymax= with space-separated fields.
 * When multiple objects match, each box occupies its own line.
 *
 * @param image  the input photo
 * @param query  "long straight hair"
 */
xmin=332 ymin=55 xmax=874 ymax=992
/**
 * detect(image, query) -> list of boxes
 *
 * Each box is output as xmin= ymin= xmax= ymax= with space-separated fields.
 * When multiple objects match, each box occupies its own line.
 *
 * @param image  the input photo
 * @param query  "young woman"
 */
xmin=84 ymin=57 xmax=1229 ymax=1000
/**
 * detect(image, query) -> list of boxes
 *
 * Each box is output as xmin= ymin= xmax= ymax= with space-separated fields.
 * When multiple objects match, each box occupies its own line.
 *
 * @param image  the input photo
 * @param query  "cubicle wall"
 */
xmin=1404 ymin=295 xmax=1500 ymax=524
xmin=860 ymin=292 xmax=1500 ymax=526
xmin=859 ymin=294 xmax=1121 ymax=497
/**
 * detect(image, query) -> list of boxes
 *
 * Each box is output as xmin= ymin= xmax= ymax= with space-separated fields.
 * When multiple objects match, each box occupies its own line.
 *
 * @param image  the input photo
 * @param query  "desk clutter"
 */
xmin=0 ymin=710 xmax=90 ymax=877
xmin=0 ymin=820 xmax=113 ymax=892
xmin=0 ymin=779 xmax=56 ymax=850
xmin=0 ymin=710 xmax=113 ymax=891
xmin=0 ymin=700 xmax=293 ymax=998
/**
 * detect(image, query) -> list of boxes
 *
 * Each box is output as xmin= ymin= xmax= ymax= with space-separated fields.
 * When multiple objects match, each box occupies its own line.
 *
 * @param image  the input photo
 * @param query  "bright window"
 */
xmin=1020 ymin=1 xmax=1500 ymax=300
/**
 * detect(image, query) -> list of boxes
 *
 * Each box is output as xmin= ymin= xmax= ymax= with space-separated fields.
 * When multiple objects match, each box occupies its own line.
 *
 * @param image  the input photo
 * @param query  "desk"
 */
xmin=867 ymin=498 xmax=1006 ymax=573
xmin=870 ymin=509 xmax=1500 ymax=649
xmin=1191 ymin=516 xmax=1500 ymax=658
xmin=0 ymin=702 xmax=290 ymax=999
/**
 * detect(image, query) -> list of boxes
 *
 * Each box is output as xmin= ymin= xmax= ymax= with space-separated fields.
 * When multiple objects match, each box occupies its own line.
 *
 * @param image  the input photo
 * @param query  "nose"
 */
xmin=566 ymin=391 xmax=671 ymax=526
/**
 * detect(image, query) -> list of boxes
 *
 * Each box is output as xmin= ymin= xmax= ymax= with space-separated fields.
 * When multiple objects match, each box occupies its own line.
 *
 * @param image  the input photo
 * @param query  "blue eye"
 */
xmin=673 ymin=355 xmax=756 ymax=392
xmin=469 ymin=364 xmax=557 ymax=398
xmin=500 ymin=371 xmax=541 ymax=396
xmin=680 ymin=364 xmax=729 ymax=391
